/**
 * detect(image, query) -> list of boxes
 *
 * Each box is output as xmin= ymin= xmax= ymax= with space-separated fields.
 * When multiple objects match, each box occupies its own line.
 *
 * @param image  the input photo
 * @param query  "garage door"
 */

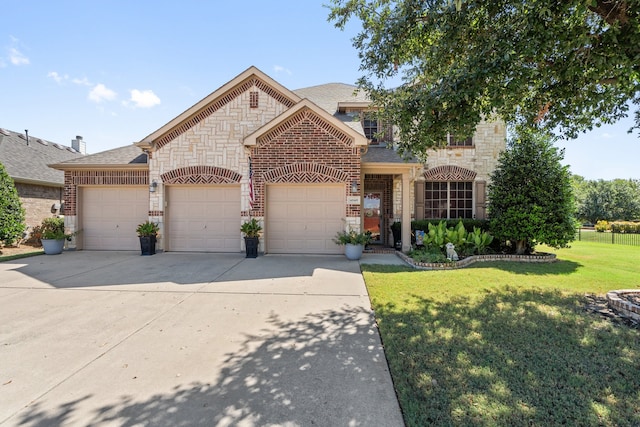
xmin=267 ymin=185 xmax=344 ymax=254
xmin=166 ymin=186 xmax=240 ymax=252
xmin=81 ymin=187 xmax=149 ymax=250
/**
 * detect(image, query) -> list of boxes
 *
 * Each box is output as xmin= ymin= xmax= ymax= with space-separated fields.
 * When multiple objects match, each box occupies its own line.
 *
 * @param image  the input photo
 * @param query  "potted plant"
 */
xmin=136 ymin=221 xmax=159 ymax=256
xmin=240 ymin=218 xmax=262 ymax=258
xmin=333 ymin=228 xmax=372 ymax=260
xmin=39 ymin=217 xmax=72 ymax=255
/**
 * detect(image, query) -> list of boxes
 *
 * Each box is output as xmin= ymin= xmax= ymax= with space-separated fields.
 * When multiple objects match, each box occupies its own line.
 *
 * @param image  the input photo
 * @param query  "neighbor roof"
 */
xmin=0 ymin=128 xmax=84 ymax=186
xmin=49 ymin=144 xmax=147 ymax=170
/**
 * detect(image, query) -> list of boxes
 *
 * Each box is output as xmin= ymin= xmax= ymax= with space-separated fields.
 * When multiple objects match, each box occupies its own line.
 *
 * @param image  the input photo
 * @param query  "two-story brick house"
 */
xmin=52 ymin=66 xmax=505 ymax=254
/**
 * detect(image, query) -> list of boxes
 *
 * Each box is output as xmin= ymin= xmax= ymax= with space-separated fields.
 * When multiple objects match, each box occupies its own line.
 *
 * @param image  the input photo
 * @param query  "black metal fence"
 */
xmin=576 ymin=228 xmax=640 ymax=246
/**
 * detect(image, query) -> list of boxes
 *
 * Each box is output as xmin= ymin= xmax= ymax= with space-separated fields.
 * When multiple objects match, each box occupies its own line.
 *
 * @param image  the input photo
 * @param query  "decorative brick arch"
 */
xmin=161 ymin=166 xmax=241 ymax=184
xmin=424 ymin=165 xmax=477 ymax=181
xmin=257 ymin=109 xmax=353 ymax=148
xmin=262 ymin=163 xmax=350 ymax=183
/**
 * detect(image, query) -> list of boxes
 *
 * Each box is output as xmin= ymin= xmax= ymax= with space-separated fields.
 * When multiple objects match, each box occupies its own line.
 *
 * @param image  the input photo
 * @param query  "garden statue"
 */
xmin=445 ymin=242 xmax=459 ymax=261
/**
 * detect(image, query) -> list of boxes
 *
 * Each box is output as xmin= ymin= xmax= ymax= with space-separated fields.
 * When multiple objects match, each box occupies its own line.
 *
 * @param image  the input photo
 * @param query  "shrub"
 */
xmin=610 ymin=221 xmax=640 ymax=234
xmin=408 ymin=246 xmax=448 ymax=263
xmin=0 ymin=162 xmax=25 ymax=245
xmin=594 ymin=220 xmax=610 ymax=232
xmin=488 ymin=127 xmax=575 ymax=254
xmin=40 ymin=217 xmax=72 ymax=240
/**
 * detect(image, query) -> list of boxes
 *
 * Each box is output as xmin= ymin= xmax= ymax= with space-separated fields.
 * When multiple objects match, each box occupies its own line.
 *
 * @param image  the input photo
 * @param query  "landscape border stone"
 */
xmin=396 ymin=251 xmax=557 ymax=270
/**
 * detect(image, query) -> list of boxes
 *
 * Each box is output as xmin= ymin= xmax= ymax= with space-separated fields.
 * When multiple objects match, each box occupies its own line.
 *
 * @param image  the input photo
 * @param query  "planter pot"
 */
xmin=139 ymin=235 xmax=157 ymax=256
xmin=344 ymin=243 xmax=364 ymax=261
xmin=244 ymin=236 xmax=259 ymax=258
xmin=42 ymin=239 xmax=65 ymax=255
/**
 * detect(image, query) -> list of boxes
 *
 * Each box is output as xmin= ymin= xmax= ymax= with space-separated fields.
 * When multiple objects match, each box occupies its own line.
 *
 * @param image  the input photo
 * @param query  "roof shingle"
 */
xmin=0 ymin=128 xmax=84 ymax=186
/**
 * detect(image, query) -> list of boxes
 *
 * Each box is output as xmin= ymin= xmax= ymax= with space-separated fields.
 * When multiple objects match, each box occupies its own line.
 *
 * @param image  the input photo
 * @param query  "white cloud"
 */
xmin=47 ymin=71 xmax=64 ymax=84
xmin=9 ymin=47 xmax=29 ymax=65
xmin=72 ymin=77 xmax=91 ymax=86
xmin=127 ymin=89 xmax=161 ymax=108
xmin=601 ymin=132 xmax=613 ymax=139
xmin=88 ymin=83 xmax=117 ymax=103
xmin=273 ymin=65 xmax=292 ymax=75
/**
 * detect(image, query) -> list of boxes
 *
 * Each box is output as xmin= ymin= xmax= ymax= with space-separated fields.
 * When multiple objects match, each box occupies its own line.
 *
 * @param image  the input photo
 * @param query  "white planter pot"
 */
xmin=344 ymin=243 xmax=364 ymax=261
xmin=42 ymin=239 xmax=64 ymax=255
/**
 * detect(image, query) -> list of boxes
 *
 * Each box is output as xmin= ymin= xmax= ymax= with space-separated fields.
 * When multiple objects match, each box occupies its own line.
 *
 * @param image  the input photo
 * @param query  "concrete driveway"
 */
xmin=0 ymin=251 xmax=404 ymax=427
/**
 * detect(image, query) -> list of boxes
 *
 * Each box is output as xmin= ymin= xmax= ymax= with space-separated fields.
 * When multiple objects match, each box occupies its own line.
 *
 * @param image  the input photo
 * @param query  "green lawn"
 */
xmin=362 ymin=241 xmax=640 ymax=427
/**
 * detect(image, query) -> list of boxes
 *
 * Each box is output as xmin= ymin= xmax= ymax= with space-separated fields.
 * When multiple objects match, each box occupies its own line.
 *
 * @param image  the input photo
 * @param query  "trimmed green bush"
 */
xmin=0 ymin=162 xmax=25 ymax=245
xmin=595 ymin=220 xmax=610 ymax=232
xmin=610 ymin=221 xmax=640 ymax=234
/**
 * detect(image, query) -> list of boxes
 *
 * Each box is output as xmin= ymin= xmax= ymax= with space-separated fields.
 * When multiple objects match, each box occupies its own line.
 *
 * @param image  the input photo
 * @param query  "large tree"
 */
xmin=329 ymin=0 xmax=640 ymax=158
xmin=488 ymin=128 xmax=576 ymax=254
xmin=0 ymin=162 xmax=25 ymax=245
xmin=576 ymin=178 xmax=640 ymax=222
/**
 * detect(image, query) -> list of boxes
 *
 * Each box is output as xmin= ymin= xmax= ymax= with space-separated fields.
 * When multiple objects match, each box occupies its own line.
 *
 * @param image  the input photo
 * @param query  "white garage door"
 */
xmin=267 ymin=184 xmax=345 ymax=254
xmin=81 ymin=187 xmax=149 ymax=250
xmin=166 ymin=186 xmax=240 ymax=252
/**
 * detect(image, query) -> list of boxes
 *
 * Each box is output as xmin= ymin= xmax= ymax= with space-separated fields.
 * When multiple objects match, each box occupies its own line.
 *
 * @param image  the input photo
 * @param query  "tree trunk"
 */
xmin=515 ymin=239 xmax=528 ymax=255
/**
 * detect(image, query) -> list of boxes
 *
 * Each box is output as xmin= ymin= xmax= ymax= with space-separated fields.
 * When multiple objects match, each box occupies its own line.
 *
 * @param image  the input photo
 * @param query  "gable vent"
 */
xmin=0 ymin=128 xmax=9 ymax=136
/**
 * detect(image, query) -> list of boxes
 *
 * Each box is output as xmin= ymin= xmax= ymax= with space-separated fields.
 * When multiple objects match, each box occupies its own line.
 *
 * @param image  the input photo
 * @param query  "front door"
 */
xmin=363 ymin=192 xmax=382 ymax=244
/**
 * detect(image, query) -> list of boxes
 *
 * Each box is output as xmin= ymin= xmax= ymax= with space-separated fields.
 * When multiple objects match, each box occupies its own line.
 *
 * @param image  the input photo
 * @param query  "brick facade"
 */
xmin=15 ymin=183 xmax=63 ymax=229
xmin=252 ymin=108 xmax=361 ymax=218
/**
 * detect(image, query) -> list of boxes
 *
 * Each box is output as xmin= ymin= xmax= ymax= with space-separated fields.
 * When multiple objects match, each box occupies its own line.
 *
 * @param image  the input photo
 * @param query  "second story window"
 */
xmin=363 ymin=114 xmax=379 ymax=144
xmin=447 ymin=134 xmax=473 ymax=147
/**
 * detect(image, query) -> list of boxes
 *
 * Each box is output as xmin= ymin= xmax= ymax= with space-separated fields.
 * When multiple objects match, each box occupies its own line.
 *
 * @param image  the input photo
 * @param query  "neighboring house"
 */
xmin=0 ymin=128 xmax=85 ymax=230
xmin=51 ymin=66 xmax=505 ymax=254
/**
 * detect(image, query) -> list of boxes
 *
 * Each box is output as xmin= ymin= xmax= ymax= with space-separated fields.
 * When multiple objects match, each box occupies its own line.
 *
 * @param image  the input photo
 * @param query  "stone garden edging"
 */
xmin=606 ymin=290 xmax=640 ymax=322
xmin=396 ymin=251 xmax=557 ymax=270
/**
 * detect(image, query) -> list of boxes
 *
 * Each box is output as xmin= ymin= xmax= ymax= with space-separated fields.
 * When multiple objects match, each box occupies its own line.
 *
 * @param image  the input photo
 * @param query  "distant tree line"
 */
xmin=572 ymin=176 xmax=640 ymax=224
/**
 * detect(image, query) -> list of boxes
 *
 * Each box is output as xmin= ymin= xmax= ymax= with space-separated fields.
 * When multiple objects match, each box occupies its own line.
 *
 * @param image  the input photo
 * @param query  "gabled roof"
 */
xmin=141 ymin=66 xmax=302 ymax=146
xmin=243 ymin=99 xmax=368 ymax=147
xmin=0 ymin=128 xmax=84 ymax=186
xmin=49 ymin=144 xmax=147 ymax=170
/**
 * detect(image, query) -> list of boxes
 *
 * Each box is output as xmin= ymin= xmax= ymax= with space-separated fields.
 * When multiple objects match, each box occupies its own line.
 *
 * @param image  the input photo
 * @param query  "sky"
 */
xmin=1 ymin=1 xmax=639 ymax=180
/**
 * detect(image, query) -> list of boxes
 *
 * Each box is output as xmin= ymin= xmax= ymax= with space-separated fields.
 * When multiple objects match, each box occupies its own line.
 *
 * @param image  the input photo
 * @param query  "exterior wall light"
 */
xmin=150 ymin=180 xmax=158 ymax=193
xmin=351 ymin=180 xmax=359 ymax=193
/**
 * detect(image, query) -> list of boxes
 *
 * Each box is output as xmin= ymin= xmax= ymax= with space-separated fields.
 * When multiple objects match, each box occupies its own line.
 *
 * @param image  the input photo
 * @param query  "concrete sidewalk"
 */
xmin=0 ymin=252 xmax=404 ymax=426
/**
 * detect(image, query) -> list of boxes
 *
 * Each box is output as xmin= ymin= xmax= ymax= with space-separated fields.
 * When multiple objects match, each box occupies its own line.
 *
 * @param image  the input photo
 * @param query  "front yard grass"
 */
xmin=362 ymin=241 xmax=640 ymax=426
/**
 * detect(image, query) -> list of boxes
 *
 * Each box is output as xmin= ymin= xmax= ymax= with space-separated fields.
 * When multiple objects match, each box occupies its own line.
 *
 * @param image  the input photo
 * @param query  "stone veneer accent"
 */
xmin=607 ymin=290 xmax=640 ymax=321
xmin=425 ymin=120 xmax=506 ymax=182
xmin=251 ymin=107 xmax=361 ymax=219
xmin=154 ymin=77 xmax=296 ymax=148
xmin=151 ymin=81 xmax=291 ymax=219
xmin=396 ymin=251 xmax=557 ymax=270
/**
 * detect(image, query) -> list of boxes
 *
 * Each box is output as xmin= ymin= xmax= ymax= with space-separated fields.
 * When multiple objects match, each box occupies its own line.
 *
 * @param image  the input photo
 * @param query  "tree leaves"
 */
xmin=328 ymin=0 xmax=640 ymax=157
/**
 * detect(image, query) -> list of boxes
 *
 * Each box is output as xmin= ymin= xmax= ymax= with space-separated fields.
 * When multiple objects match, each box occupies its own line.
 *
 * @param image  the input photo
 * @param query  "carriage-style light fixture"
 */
xmin=351 ymin=180 xmax=358 ymax=193
xmin=149 ymin=180 xmax=158 ymax=193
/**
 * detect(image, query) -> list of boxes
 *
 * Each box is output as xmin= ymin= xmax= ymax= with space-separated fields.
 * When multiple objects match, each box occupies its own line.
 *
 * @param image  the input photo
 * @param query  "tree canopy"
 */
xmin=488 ymin=128 xmax=575 ymax=254
xmin=329 ymin=0 xmax=640 ymax=157
xmin=572 ymin=176 xmax=640 ymax=223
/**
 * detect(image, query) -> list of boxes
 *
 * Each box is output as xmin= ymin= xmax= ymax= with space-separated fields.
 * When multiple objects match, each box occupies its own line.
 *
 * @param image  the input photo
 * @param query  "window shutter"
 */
xmin=415 ymin=181 xmax=425 ymax=220
xmin=475 ymin=180 xmax=486 ymax=219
